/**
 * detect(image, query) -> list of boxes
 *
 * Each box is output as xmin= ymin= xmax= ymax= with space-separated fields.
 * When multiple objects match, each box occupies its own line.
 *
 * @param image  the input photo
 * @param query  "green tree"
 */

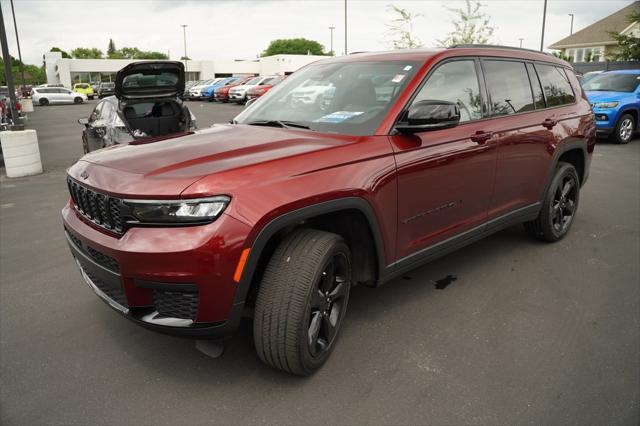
xmin=386 ymin=4 xmax=423 ymax=49
xmin=608 ymin=11 xmax=640 ymax=61
xmin=49 ymin=46 xmax=71 ymax=58
xmin=437 ymin=0 xmax=495 ymax=47
xmin=115 ymin=47 xmax=168 ymax=59
xmin=71 ymin=47 xmax=103 ymax=59
xmin=262 ymin=38 xmax=326 ymax=56
xmin=0 ymin=56 xmax=46 ymax=85
xmin=107 ymin=39 xmax=117 ymax=57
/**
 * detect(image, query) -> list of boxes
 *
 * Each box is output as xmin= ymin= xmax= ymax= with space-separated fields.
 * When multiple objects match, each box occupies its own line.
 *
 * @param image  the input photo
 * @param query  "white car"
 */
xmin=187 ymin=79 xmax=220 ymax=99
xmin=32 ymin=87 xmax=88 ymax=106
xmin=229 ymin=76 xmax=279 ymax=104
xmin=289 ymin=80 xmax=335 ymax=106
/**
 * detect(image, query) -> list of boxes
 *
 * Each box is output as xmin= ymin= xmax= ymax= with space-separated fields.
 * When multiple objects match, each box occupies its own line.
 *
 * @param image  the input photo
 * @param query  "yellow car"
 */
xmin=72 ymin=83 xmax=95 ymax=100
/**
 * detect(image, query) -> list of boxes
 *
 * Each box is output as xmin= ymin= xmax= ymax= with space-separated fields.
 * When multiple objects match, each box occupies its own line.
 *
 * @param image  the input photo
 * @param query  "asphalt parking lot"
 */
xmin=1 ymin=101 xmax=639 ymax=425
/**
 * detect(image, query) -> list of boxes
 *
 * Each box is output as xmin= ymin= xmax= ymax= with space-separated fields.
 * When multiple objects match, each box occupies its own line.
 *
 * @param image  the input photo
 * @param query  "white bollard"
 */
xmin=0 ymin=129 xmax=43 ymax=177
xmin=21 ymin=98 xmax=34 ymax=113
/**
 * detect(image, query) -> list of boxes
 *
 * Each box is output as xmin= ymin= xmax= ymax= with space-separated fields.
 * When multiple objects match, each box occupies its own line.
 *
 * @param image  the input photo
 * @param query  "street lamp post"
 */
xmin=329 ymin=26 xmax=335 ymax=55
xmin=569 ymin=13 xmax=574 ymax=35
xmin=540 ymin=0 xmax=548 ymax=52
xmin=0 ymin=2 xmax=21 ymax=129
xmin=519 ymin=38 xmax=524 ymax=48
xmin=344 ymin=0 xmax=347 ymax=55
xmin=9 ymin=0 xmax=25 ymax=90
xmin=181 ymin=24 xmax=188 ymax=79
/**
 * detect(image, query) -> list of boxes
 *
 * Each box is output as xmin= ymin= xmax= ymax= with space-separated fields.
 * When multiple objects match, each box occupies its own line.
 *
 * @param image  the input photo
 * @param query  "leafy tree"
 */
xmin=115 ymin=47 xmax=168 ymax=59
xmin=386 ymin=4 xmax=423 ymax=49
xmin=552 ymin=51 xmax=571 ymax=61
xmin=437 ymin=0 xmax=495 ymax=47
xmin=262 ymin=38 xmax=326 ymax=56
xmin=608 ymin=11 xmax=640 ymax=61
xmin=49 ymin=47 xmax=71 ymax=58
xmin=0 ymin=56 xmax=46 ymax=85
xmin=71 ymin=47 xmax=104 ymax=59
xmin=107 ymin=39 xmax=117 ymax=57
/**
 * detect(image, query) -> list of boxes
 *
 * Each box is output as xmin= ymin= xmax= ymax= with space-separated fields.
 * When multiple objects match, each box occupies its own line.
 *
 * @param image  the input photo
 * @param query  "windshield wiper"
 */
xmin=246 ymin=120 xmax=312 ymax=130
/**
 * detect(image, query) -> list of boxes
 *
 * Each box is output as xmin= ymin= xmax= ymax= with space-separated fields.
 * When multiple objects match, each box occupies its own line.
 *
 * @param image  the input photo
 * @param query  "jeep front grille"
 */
xmin=67 ymin=178 xmax=124 ymax=234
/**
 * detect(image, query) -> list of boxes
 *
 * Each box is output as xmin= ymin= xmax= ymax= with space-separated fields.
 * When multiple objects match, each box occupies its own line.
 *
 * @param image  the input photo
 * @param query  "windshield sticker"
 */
xmin=391 ymin=74 xmax=406 ymax=83
xmin=403 ymin=65 xmax=413 ymax=71
xmin=314 ymin=111 xmax=364 ymax=123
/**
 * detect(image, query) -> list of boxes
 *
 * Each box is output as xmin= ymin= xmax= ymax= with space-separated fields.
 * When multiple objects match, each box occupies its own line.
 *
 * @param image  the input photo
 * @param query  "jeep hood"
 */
xmin=68 ymin=124 xmax=356 ymax=198
xmin=585 ymin=90 xmax=630 ymax=102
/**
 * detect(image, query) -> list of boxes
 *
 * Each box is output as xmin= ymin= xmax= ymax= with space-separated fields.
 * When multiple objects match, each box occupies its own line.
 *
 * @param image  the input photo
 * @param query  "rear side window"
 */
xmin=535 ymin=64 xmax=575 ymax=107
xmin=413 ymin=60 xmax=482 ymax=122
xmin=526 ymin=63 xmax=546 ymax=109
xmin=483 ymin=60 xmax=534 ymax=116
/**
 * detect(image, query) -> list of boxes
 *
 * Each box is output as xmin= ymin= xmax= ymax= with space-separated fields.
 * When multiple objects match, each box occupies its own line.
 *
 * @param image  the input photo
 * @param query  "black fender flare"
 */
xmin=233 ymin=197 xmax=388 ymax=305
xmin=539 ymin=138 xmax=588 ymax=202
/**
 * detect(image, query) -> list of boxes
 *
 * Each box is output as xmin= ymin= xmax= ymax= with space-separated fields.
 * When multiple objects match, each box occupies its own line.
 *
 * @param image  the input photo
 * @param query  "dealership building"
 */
xmin=43 ymin=51 xmax=327 ymax=87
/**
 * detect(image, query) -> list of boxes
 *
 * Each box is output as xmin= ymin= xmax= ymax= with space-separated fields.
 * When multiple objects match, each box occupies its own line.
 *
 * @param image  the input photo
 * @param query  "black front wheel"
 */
xmin=254 ymin=229 xmax=351 ymax=375
xmin=525 ymin=162 xmax=580 ymax=242
xmin=74 ymin=97 xmax=83 ymax=104
xmin=39 ymin=98 xmax=49 ymax=106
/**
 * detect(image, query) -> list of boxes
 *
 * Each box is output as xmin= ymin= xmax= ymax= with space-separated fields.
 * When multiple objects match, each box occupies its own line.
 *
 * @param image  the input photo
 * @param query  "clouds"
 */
xmin=1 ymin=0 xmax=634 ymax=65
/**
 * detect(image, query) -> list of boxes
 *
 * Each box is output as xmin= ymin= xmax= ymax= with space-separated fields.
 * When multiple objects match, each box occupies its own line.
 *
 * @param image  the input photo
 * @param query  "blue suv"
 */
xmin=202 ymin=77 xmax=239 ymax=102
xmin=583 ymin=70 xmax=640 ymax=144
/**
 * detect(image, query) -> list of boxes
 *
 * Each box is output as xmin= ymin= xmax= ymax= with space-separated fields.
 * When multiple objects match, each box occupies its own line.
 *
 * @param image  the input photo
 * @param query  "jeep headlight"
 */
xmin=125 ymin=196 xmax=230 ymax=224
xmin=594 ymin=101 xmax=618 ymax=109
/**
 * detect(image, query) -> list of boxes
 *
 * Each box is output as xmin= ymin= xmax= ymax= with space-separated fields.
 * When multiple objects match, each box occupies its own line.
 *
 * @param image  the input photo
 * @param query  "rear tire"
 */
xmin=254 ymin=229 xmax=351 ymax=375
xmin=39 ymin=98 xmax=49 ymax=106
xmin=524 ymin=162 xmax=580 ymax=242
xmin=74 ymin=97 xmax=83 ymax=104
xmin=612 ymin=113 xmax=634 ymax=144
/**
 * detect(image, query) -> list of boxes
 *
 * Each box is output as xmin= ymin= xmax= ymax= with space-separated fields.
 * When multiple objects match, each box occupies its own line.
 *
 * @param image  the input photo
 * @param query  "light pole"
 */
xmin=181 ymin=24 xmax=188 ymax=78
xmin=540 ymin=0 xmax=548 ymax=52
xmin=568 ymin=13 xmax=574 ymax=35
xmin=9 ymin=0 xmax=25 ymax=90
xmin=519 ymin=38 xmax=524 ymax=48
xmin=344 ymin=0 xmax=347 ymax=55
xmin=0 ymin=2 xmax=21 ymax=129
xmin=329 ymin=26 xmax=335 ymax=55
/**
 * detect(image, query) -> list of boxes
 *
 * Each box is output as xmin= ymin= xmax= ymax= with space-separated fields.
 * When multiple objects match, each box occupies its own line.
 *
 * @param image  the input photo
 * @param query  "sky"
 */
xmin=0 ymin=0 xmax=635 ymax=65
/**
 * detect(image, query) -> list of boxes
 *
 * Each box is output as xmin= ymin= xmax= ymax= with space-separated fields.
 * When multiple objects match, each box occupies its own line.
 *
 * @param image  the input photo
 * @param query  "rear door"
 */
xmin=389 ymin=58 xmax=498 ymax=261
xmin=483 ymin=59 xmax=576 ymax=219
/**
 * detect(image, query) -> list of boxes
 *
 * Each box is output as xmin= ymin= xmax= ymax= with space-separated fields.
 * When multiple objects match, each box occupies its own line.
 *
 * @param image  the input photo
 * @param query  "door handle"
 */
xmin=542 ymin=118 xmax=557 ymax=129
xmin=470 ymin=131 xmax=493 ymax=144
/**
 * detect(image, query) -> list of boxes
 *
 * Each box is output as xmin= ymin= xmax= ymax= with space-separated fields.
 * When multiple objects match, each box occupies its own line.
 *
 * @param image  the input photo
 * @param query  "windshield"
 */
xmin=583 ymin=73 xmax=640 ymax=92
xmin=243 ymin=77 xmax=261 ymax=86
xmin=235 ymin=60 xmax=420 ymax=136
xmin=101 ymin=83 xmax=115 ymax=88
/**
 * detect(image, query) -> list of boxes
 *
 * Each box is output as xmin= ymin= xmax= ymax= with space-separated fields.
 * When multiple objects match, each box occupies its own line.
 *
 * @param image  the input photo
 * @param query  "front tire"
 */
xmin=524 ymin=162 xmax=580 ymax=242
xmin=254 ymin=229 xmax=351 ymax=375
xmin=612 ymin=113 xmax=634 ymax=144
xmin=74 ymin=97 xmax=83 ymax=104
xmin=39 ymin=98 xmax=49 ymax=106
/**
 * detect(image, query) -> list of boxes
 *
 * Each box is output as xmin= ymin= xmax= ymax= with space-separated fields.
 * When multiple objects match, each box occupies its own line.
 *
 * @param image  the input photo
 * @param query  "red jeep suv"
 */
xmin=62 ymin=46 xmax=595 ymax=375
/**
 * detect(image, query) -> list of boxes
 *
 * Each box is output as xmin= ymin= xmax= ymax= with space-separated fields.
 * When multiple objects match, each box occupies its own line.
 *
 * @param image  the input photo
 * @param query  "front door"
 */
xmin=389 ymin=58 xmax=498 ymax=262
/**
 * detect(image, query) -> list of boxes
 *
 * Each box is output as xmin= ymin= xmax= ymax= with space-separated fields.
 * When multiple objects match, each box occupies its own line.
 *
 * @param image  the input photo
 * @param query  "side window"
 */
xmin=413 ymin=60 xmax=482 ymax=122
xmin=99 ymin=102 xmax=115 ymax=121
xmin=483 ymin=60 xmax=535 ymax=116
xmin=526 ymin=63 xmax=546 ymax=109
xmin=534 ymin=64 xmax=576 ymax=107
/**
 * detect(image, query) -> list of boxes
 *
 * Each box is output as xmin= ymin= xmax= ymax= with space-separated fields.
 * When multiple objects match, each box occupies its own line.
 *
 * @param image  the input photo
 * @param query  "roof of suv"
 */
xmin=326 ymin=46 xmax=569 ymax=68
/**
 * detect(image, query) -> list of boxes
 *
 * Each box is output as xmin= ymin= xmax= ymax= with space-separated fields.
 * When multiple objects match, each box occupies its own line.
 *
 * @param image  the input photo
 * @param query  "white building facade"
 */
xmin=44 ymin=51 xmax=327 ymax=87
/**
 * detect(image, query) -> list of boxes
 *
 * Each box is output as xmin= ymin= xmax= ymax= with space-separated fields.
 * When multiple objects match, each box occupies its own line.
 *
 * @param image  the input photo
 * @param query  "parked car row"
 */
xmin=183 ymin=75 xmax=285 ymax=104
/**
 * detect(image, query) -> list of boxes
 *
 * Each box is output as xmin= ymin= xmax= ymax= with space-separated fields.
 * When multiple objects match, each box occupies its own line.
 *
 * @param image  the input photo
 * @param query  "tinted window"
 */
xmin=535 ymin=64 xmax=575 ymax=107
xmin=37 ymin=88 xmax=51 ymax=94
xmin=582 ymin=73 xmax=640 ymax=92
xmin=483 ymin=60 xmax=535 ymax=116
xmin=89 ymin=102 xmax=103 ymax=122
xmin=413 ymin=60 xmax=482 ymax=122
xmin=122 ymin=72 xmax=178 ymax=89
xmin=526 ymin=63 xmax=546 ymax=109
xmin=100 ymin=102 xmax=115 ymax=120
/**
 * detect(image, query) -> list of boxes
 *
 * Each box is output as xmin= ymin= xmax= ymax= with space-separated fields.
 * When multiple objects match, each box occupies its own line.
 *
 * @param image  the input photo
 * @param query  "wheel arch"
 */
xmin=233 ymin=197 xmax=387 ymax=306
xmin=540 ymin=139 xmax=588 ymax=201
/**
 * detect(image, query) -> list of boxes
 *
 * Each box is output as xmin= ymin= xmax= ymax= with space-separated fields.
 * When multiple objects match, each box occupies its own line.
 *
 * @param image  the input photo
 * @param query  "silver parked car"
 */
xmin=32 ymin=87 xmax=87 ymax=105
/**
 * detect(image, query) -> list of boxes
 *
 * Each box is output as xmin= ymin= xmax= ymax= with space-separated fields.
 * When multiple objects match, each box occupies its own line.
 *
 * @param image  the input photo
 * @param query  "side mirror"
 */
xmin=395 ymin=100 xmax=460 ymax=134
xmin=78 ymin=118 xmax=89 ymax=126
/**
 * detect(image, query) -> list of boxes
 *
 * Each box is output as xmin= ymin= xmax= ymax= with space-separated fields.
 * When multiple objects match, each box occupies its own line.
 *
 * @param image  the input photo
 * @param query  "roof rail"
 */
xmin=450 ymin=44 xmax=552 ymax=56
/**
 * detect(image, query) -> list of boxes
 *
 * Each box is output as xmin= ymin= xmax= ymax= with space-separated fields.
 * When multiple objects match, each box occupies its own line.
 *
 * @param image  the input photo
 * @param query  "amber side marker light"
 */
xmin=233 ymin=248 xmax=251 ymax=282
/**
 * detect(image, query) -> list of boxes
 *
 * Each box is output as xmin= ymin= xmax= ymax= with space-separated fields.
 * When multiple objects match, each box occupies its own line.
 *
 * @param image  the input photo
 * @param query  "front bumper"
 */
xmin=62 ymin=202 xmax=252 ymax=338
xmin=229 ymin=92 xmax=246 ymax=101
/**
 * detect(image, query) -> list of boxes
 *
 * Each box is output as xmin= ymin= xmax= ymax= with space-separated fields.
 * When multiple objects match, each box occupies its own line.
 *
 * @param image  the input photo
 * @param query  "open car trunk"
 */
xmin=120 ymin=99 xmax=192 ymax=138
